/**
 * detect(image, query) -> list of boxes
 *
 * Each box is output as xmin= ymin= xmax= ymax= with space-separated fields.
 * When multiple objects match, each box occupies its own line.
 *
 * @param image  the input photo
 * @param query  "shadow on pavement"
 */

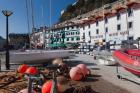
xmin=91 ymin=68 xmax=100 ymax=70
xmin=64 ymin=60 xmax=96 ymax=67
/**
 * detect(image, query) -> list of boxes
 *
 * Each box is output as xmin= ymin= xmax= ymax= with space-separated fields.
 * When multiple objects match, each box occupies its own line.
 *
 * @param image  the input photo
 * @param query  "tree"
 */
xmin=66 ymin=4 xmax=75 ymax=13
xmin=59 ymin=12 xmax=72 ymax=22
xmin=75 ymin=0 xmax=85 ymax=9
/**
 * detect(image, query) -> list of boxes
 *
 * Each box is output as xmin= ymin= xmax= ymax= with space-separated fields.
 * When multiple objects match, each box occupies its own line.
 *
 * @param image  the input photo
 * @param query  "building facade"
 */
xmin=45 ymin=23 xmax=80 ymax=49
xmin=30 ymin=0 xmax=140 ymax=51
xmin=79 ymin=0 xmax=140 ymax=51
xmin=30 ymin=27 xmax=47 ymax=49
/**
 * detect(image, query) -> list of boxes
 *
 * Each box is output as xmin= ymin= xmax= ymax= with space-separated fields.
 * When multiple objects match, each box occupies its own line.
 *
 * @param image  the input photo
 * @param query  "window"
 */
xmin=96 ymin=29 xmax=99 ymax=34
xmin=67 ymin=38 xmax=69 ymax=41
xmin=83 ymin=26 xmax=85 ymax=30
xmin=71 ymin=38 xmax=74 ymax=41
xmin=71 ymin=32 xmax=73 ymax=35
xmin=76 ymin=26 xmax=79 ymax=29
xmin=73 ymin=32 xmax=75 ymax=35
xmin=96 ymin=21 xmax=99 ymax=26
xmin=82 ymin=32 xmax=85 ymax=39
xmin=67 ymin=27 xmax=69 ymax=30
xmin=76 ymin=37 xmax=80 ymax=40
xmin=117 ymin=12 xmax=120 ymax=20
xmin=128 ymin=8 xmax=133 ymax=17
xmin=117 ymin=24 xmax=121 ymax=31
xmin=78 ymin=32 xmax=80 ymax=34
xmin=88 ymin=24 xmax=90 ymax=28
xmin=71 ymin=26 xmax=74 ymax=29
xmin=88 ymin=31 xmax=91 ymax=36
xmin=128 ymin=36 xmax=133 ymax=40
xmin=105 ymin=17 xmax=108 ymax=24
xmin=128 ymin=22 xmax=133 ymax=29
xmin=105 ymin=27 xmax=108 ymax=33
xmin=76 ymin=32 xmax=80 ymax=35
xmin=66 ymin=32 xmax=69 ymax=35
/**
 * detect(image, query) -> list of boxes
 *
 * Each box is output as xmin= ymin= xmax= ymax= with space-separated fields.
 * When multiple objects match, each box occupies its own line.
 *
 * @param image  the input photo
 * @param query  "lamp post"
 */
xmin=2 ymin=10 xmax=13 ymax=70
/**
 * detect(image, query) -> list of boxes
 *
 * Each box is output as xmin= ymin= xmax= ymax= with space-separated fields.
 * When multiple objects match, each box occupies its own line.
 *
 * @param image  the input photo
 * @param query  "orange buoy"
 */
xmin=25 ymin=67 xmax=38 ymax=75
xmin=77 ymin=64 xmax=88 ymax=76
xmin=18 ymin=88 xmax=37 ymax=93
xmin=69 ymin=67 xmax=83 ymax=81
xmin=17 ymin=64 xmax=28 ymax=74
xmin=87 ymin=68 xmax=91 ymax=75
xmin=42 ymin=80 xmax=61 ymax=93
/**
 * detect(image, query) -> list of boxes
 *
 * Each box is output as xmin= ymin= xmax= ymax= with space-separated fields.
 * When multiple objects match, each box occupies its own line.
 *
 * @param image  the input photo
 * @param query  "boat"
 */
xmin=92 ymin=50 xmax=117 ymax=65
xmin=10 ymin=50 xmax=75 ymax=63
xmin=126 ymin=49 xmax=140 ymax=57
xmin=113 ymin=49 xmax=140 ymax=77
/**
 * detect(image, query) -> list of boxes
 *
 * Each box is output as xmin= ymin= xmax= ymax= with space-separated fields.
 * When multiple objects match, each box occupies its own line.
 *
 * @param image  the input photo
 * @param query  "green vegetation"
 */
xmin=59 ymin=0 xmax=117 ymax=22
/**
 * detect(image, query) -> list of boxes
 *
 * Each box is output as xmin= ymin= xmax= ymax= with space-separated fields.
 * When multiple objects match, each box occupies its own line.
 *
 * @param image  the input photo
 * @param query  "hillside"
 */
xmin=59 ymin=0 xmax=117 ymax=22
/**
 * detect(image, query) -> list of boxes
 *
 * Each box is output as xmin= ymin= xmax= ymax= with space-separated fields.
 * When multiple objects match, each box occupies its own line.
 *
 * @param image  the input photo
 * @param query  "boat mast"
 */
xmin=41 ymin=0 xmax=46 ymax=49
xmin=49 ymin=0 xmax=52 ymax=27
xmin=48 ymin=0 xmax=52 ymax=49
xmin=30 ymin=0 xmax=35 ymax=30
xmin=30 ymin=0 xmax=36 ymax=49
xmin=25 ymin=0 xmax=31 ymax=49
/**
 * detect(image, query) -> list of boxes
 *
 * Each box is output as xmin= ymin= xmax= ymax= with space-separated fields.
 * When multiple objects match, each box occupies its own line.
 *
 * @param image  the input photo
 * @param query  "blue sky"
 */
xmin=0 ymin=0 xmax=76 ymax=38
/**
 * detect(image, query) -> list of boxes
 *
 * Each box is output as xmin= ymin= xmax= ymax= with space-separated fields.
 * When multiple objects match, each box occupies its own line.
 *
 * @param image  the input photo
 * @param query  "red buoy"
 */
xmin=69 ymin=67 xmax=83 ymax=81
xmin=77 ymin=64 xmax=88 ymax=76
xmin=25 ymin=67 xmax=38 ymax=75
xmin=17 ymin=64 xmax=28 ymax=74
xmin=42 ymin=80 xmax=61 ymax=93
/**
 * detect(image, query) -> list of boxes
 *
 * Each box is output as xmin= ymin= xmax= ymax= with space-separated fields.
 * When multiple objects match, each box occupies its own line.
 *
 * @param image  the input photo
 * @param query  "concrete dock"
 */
xmin=65 ymin=54 xmax=140 ymax=93
xmin=0 ymin=53 xmax=140 ymax=93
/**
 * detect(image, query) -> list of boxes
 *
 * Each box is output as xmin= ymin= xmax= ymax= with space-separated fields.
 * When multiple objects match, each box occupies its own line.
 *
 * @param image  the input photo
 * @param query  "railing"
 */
xmin=121 ymin=51 xmax=140 ymax=62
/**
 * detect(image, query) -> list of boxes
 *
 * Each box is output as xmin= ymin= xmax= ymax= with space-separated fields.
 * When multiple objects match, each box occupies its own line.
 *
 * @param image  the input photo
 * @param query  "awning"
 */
xmin=48 ymin=43 xmax=66 ymax=47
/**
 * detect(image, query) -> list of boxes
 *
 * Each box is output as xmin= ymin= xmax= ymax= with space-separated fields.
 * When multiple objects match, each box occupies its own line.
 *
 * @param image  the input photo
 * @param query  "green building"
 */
xmin=45 ymin=23 xmax=80 ymax=49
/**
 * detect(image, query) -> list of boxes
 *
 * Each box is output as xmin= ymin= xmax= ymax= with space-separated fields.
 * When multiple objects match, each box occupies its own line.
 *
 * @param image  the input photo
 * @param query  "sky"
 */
xmin=0 ymin=0 xmax=76 ymax=38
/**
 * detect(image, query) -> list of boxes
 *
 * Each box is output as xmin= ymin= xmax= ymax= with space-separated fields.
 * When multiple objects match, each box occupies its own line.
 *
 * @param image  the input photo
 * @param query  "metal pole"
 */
xmin=28 ymin=76 xmax=33 ymax=93
xmin=6 ymin=16 xmax=10 ymax=70
xmin=0 ymin=59 xmax=1 ymax=71
xmin=126 ymin=8 xmax=130 ymax=48
xmin=25 ymin=0 xmax=31 ymax=49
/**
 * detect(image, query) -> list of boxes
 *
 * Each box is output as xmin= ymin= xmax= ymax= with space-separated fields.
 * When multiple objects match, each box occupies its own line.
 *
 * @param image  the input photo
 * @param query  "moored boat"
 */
xmin=113 ymin=50 xmax=140 ymax=77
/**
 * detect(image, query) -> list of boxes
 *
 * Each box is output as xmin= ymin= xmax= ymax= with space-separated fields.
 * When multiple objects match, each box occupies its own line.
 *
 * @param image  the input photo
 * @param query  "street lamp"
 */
xmin=2 ymin=10 xmax=13 ymax=70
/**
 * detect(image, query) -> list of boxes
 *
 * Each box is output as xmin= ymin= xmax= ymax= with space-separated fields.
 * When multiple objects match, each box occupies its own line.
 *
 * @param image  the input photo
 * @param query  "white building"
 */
xmin=30 ymin=27 xmax=47 ymax=49
xmin=79 ymin=0 xmax=140 ymax=51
